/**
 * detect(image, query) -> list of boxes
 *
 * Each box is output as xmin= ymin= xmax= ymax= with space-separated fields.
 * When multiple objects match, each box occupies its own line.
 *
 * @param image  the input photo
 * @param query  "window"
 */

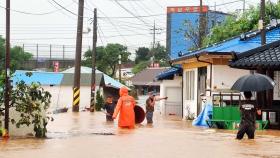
xmin=186 ymin=71 xmax=195 ymax=100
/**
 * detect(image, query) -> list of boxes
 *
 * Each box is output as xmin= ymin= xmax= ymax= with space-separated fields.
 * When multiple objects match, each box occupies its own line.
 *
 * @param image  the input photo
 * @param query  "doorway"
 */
xmin=197 ymin=67 xmax=207 ymax=115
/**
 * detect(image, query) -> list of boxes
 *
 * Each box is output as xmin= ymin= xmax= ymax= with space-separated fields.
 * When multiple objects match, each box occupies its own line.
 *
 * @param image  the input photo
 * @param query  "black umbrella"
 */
xmin=231 ymin=73 xmax=275 ymax=92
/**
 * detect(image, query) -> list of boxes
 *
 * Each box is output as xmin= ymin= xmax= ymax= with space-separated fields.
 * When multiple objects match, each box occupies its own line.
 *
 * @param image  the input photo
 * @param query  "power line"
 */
xmin=86 ymin=1 xmax=129 ymax=44
xmin=113 ymin=0 xmax=152 ymax=27
xmin=47 ymin=0 xmax=77 ymax=20
xmin=208 ymin=0 xmax=244 ymax=7
xmin=152 ymin=0 xmax=165 ymax=9
xmin=98 ymin=13 xmax=165 ymax=19
xmin=50 ymin=0 xmax=90 ymax=18
xmin=0 ymin=3 xmax=74 ymax=15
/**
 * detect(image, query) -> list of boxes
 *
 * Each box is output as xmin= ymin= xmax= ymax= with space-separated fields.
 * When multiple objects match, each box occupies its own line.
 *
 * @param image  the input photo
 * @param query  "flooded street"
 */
xmin=1 ymin=112 xmax=280 ymax=158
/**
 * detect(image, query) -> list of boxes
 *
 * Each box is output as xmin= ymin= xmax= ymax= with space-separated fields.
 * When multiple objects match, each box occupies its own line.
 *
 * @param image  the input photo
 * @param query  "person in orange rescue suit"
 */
xmin=112 ymin=87 xmax=136 ymax=129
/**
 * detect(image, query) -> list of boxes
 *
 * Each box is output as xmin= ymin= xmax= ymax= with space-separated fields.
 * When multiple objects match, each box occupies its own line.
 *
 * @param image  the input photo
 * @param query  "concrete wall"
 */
xmin=159 ymin=76 xmax=182 ymax=116
xmin=0 ymin=106 xmax=46 ymax=137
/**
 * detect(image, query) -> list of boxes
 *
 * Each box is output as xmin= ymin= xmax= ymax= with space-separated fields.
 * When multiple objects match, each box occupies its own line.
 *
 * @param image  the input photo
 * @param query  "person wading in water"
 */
xmin=146 ymin=92 xmax=167 ymax=124
xmin=113 ymin=87 xmax=136 ymax=129
xmin=236 ymin=91 xmax=261 ymax=140
xmin=102 ymin=95 xmax=116 ymax=122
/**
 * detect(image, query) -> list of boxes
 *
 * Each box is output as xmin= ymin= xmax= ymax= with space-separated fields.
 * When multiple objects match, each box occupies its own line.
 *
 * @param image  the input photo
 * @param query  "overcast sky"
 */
xmin=0 ymin=0 xmax=277 ymax=59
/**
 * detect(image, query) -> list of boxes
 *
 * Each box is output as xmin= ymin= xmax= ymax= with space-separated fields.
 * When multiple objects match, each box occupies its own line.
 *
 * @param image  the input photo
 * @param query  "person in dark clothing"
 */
xmin=146 ymin=92 xmax=167 ymax=124
xmin=103 ymin=96 xmax=116 ymax=121
xmin=236 ymin=91 xmax=261 ymax=140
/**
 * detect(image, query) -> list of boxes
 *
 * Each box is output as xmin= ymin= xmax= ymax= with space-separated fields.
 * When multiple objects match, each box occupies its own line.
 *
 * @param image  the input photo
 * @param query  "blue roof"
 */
xmin=103 ymin=74 xmax=129 ymax=90
xmin=173 ymin=25 xmax=280 ymax=61
xmin=12 ymin=70 xmax=64 ymax=86
xmin=156 ymin=67 xmax=182 ymax=80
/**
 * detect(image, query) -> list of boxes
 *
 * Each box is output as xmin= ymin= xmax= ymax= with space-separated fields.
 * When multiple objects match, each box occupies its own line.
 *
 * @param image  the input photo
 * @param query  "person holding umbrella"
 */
xmin=231 ymin=73 xmax=275 ymax=140
xmin=236 ymin=91 xmax=261 ymax=139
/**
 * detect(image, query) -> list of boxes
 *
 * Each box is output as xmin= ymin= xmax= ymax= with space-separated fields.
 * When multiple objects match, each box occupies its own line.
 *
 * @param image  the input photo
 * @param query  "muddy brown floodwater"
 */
xmin=1 ymin=112 xmax=280 ymax=158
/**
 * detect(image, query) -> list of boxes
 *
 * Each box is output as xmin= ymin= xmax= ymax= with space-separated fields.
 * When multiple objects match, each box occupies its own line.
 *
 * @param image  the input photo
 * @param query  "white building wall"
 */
xmin=43 ymin=85 xmax=101 ymax=111
xmin=181 ymin=65 xmax=249 ymax=119
xmin=183 ymin=68 xmax=198 ymax=119
xmin=159 ymin=76 xmax=182 ymax=115
xmin=211 ymin=65 xmax=249 ymax=90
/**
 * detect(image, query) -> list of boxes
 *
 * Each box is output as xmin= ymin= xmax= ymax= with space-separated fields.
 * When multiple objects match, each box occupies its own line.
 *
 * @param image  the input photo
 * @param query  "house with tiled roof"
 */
xmin=230 ymin=40 xmax=280 ymax=129
xmin=170 ymin=24 xmax=280 ymax=119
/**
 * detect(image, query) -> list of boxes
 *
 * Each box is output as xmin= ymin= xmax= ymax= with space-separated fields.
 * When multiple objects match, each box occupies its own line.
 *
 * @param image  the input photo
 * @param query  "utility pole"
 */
xmin=260 ymin=0 xmax=266 ymax=45
xmin=152 ymin=21 xmax=156 ymax=49
xmin=214 ymin=2 xmax=217 ymax=26
xmin=151 ymin=21 xmax=156 ymax=67
xmin=257 ymin=0 xmax=266 ymax=109
xmin=243 ymin=0 xmax=246 ymax=14
xmin=149 ymin=21 xmax=162 ymax=67
xmin=118 ymin=54 xmax=122 ymax=82
xmin=90 ymin=8 xmax=97 ymax=112
xmin=72 ymin=0 xmax=84 ymax=112
xmin=198 ymin=0 xmax=206 ymax=48
xmin=4 ymin=0 xmax=10 ymax=133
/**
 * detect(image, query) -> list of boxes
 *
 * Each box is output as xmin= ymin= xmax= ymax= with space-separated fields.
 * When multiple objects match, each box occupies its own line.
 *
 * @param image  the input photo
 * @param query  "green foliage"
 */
xmin=203 ymin=2 xmax=280 ymax=47
xmin=133 ymin=43 xmax=169 ymax=74
xmin=132 ymin=60 xmax=150 ymax=74
xmin=0 ymin=72 xmax=52 ymax=138
xmin=135 ymin=47 xmax=150 ymax=64
xmin=95 ymin=90 xmax=104 ymax=111
xmin=0 ymin=36 xmax=33 ymax=72
xmin=83 ymin=43 xmax=131 ymax=77
xmin=153 ymin=43 xmax=170 ymax=67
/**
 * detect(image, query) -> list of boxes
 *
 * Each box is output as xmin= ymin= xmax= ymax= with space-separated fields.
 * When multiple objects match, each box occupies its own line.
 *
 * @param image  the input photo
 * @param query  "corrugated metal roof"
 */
xmin=131 ymin=68 xmax=168 ymax=86
xmin=103 ymin=74 xmax=129 ymax=89
xmin=172 ymin=24 xmax=280 ymax=62
xmin=61 ymin=66 xmax=127 ymax=89
xmin=61 ymin=66 xmax=102 ymax=74
xmin=12 ymin=70 xmax=63 ymax=85
xmin=156 ymin=67 xmax=182 ymax=80
xmin=60 ymin=73 xmax=103 ymax=86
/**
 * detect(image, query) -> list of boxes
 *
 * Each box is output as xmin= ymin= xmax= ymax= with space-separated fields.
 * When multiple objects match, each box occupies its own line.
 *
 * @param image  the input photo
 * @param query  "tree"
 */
xmin=178 ymin=19 xmax=200 ymax=50
xmin=203 ymin=2 xmax=280 ymax=47
xmin=0 ymin=36 xmax=33 ymax=72
xmin=0 ymin=72 xmax=52 ymax=138
xmin=132 ymin=43 xmax=169 ymax=74
xmin=135 ymin=47 xmax=150 ymax=64
xmin=153 ymin=43 xmax=170 ymax=67
xmin=83 ymin=43 xmax=131 ymax=77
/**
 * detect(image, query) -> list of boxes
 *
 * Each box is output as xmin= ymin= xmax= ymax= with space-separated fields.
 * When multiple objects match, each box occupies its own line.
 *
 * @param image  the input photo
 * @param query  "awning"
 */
xmin=156 ymin=67 xmax=182 ymax=80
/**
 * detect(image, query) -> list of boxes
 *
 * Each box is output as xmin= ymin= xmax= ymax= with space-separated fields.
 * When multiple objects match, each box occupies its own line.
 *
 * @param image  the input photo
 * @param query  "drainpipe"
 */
xmin=181 ymin=71 xmax=184 ymax=118
xmin=195 ymin=54 xmax=212 ymax=96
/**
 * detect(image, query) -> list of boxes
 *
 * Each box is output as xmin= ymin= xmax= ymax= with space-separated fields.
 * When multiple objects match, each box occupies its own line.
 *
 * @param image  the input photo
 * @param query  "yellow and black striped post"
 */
xmin=72 ymin=87 xmax=80 ymax=112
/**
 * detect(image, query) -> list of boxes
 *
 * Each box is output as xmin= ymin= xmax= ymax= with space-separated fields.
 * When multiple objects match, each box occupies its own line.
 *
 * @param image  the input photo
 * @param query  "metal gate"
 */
xmin=164 ymin=87 xmax=182 ymax=116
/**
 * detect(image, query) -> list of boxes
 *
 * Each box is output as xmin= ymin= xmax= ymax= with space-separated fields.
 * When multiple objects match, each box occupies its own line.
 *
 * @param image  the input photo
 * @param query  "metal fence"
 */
xmin=11 ymin=43 xmax=91 ymax=60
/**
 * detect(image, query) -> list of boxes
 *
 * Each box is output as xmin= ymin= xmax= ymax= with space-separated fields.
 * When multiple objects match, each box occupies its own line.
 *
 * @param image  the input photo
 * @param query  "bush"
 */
xmin=95 ymin=90 xmax=104 ymax=111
